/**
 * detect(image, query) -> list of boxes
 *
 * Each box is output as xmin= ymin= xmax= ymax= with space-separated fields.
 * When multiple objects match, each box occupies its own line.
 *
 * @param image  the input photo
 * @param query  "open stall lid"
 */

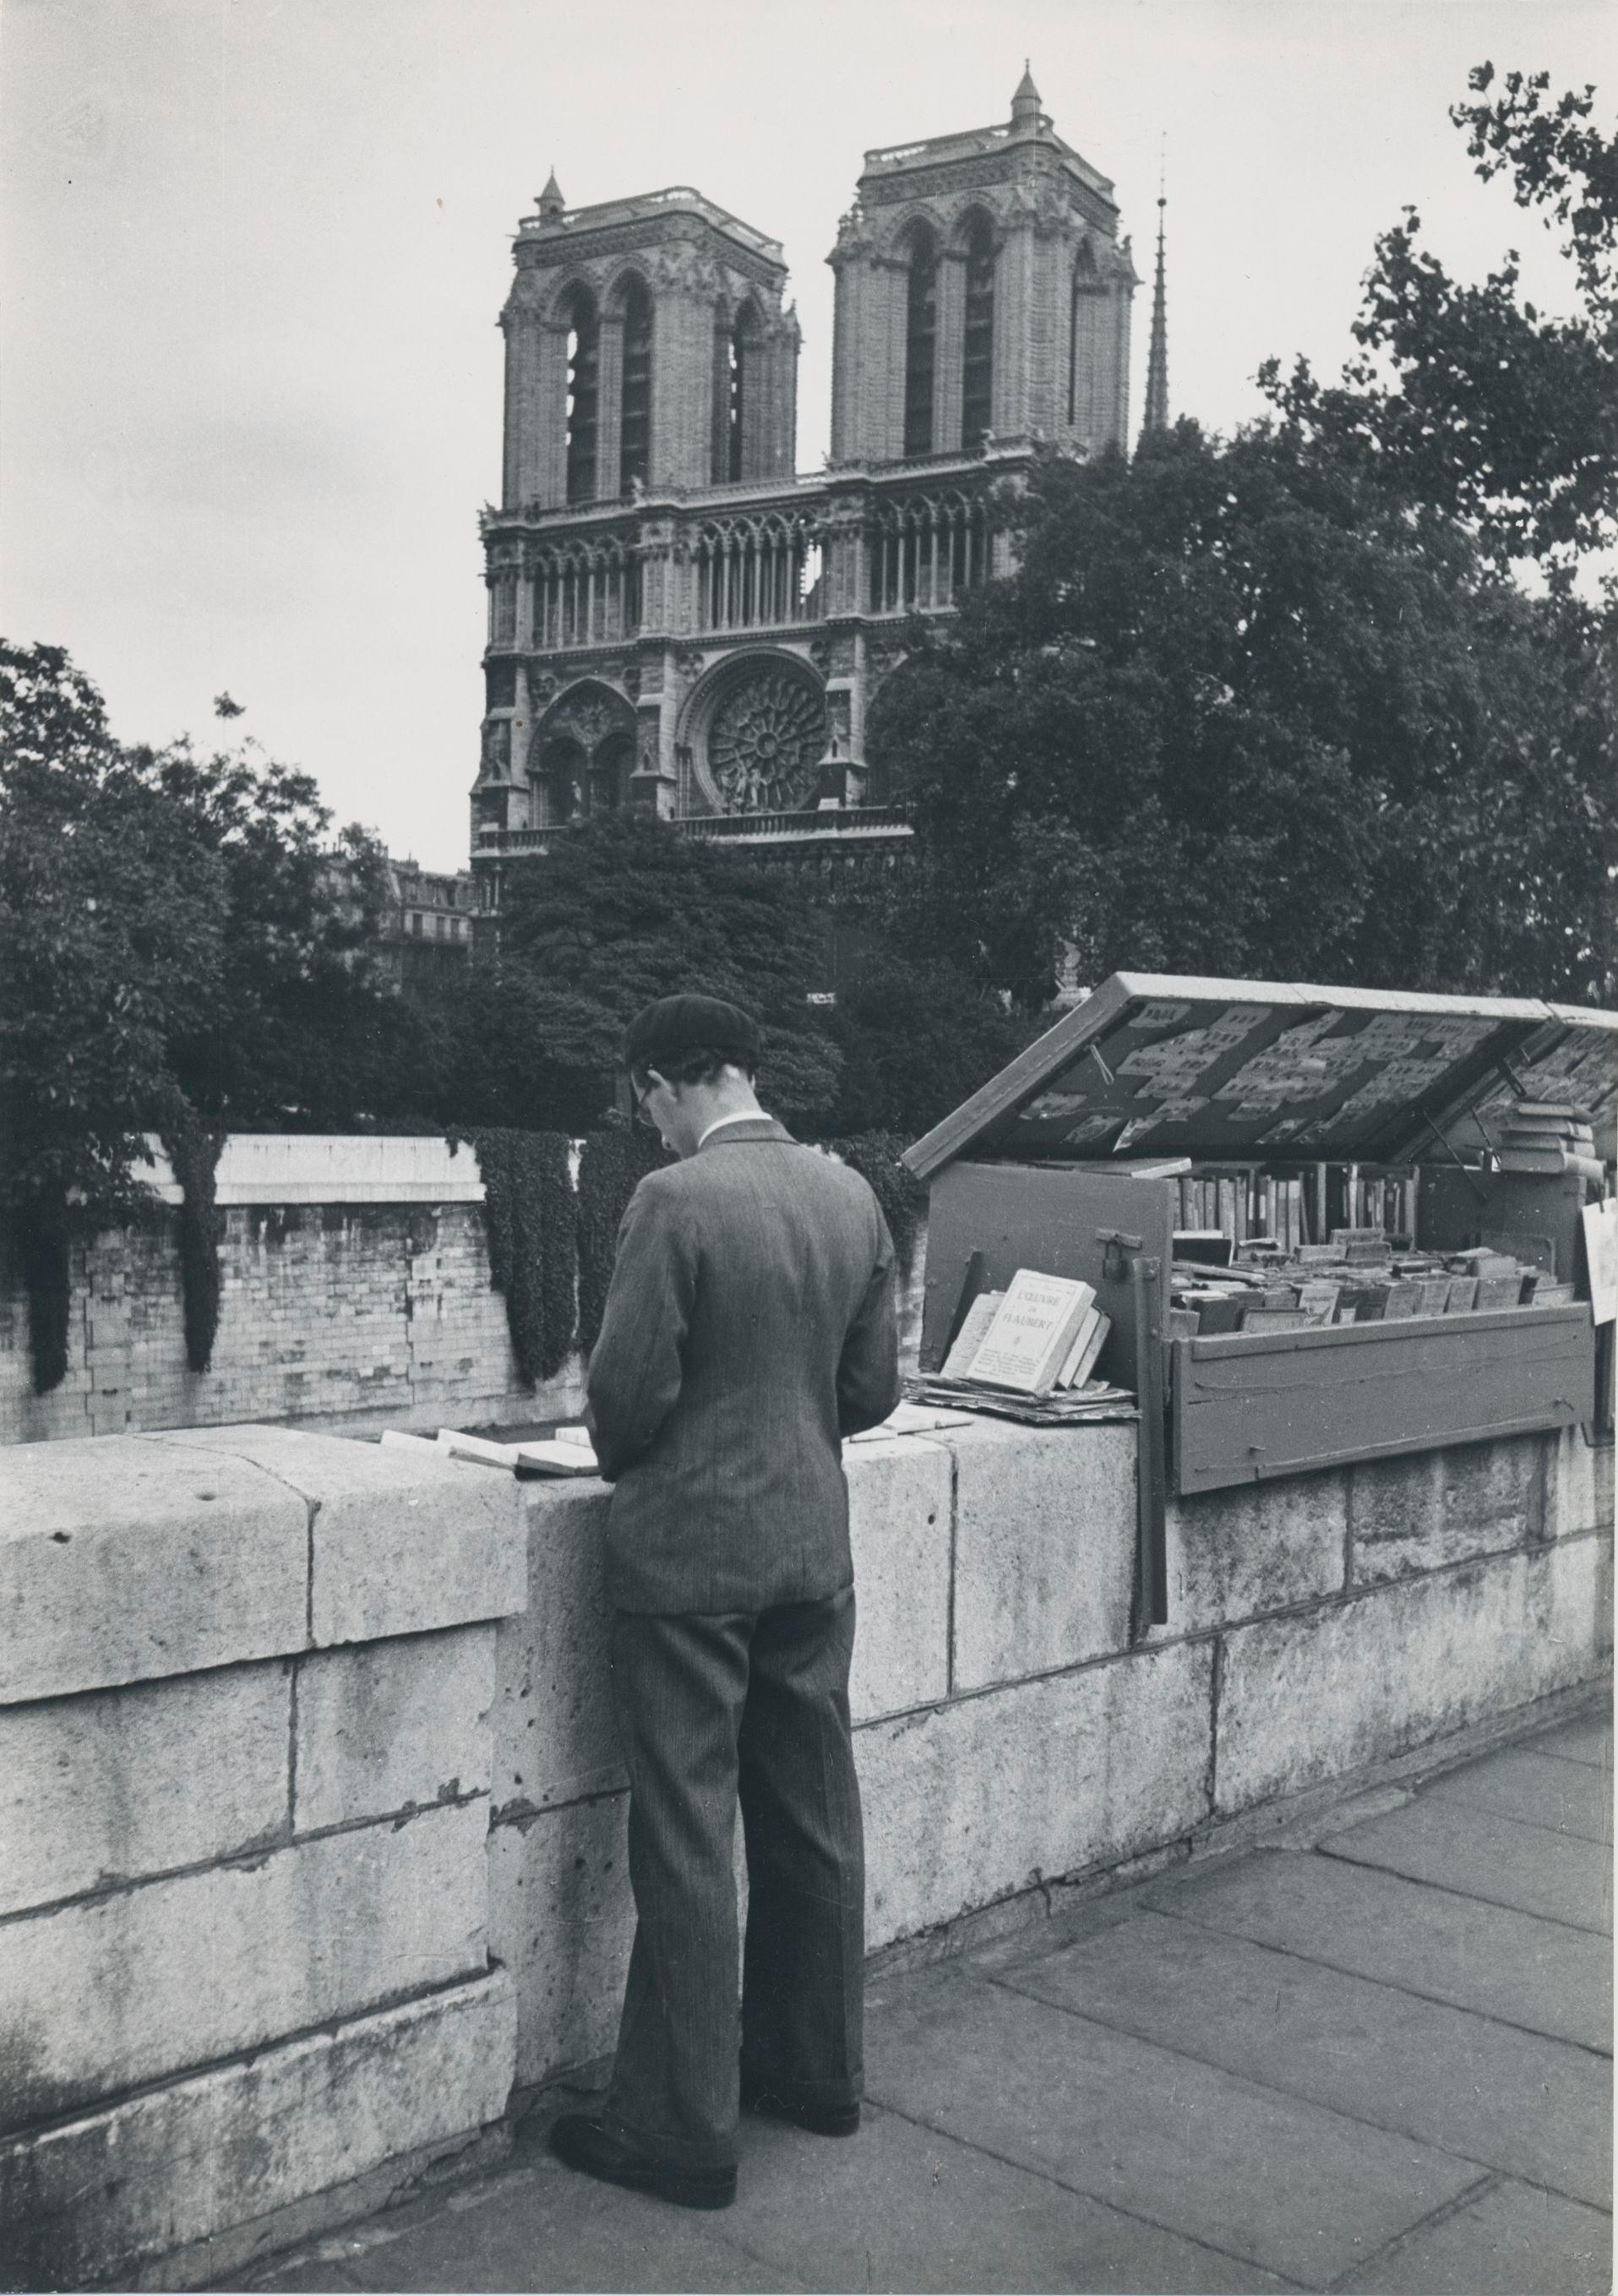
xmin=902 ymin=973 xmax=1618 ymax=1183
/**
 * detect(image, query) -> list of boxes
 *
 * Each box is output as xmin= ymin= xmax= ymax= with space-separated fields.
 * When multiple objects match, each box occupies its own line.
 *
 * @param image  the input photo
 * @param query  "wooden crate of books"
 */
xmin=905 ymin=974 xmax=1616 ymax=1495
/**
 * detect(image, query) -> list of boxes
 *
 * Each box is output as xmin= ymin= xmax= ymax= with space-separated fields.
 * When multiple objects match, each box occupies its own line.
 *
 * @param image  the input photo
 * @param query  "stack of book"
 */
xmin=913 ymin=1268 xmax=1132 ymax=1426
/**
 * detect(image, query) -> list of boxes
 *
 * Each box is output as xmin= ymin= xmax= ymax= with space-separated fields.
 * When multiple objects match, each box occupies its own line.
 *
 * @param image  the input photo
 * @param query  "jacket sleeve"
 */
xmin=836 ymin=1205 xmax=902 ymax=1437
xmin=585 ymin=1178 xmax=699 ymax=1482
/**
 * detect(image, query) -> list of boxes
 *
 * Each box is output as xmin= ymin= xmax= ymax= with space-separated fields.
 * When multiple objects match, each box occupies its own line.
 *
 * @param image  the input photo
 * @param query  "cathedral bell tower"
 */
xmin=828 ymin=67 xmax=1137 ymax=466
xmin=471 ymin=76 xmax=1142 ymax=906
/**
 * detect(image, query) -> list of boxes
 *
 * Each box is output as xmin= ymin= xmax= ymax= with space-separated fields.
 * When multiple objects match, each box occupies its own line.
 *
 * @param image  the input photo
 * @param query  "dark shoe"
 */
xmin=740 ymin=2071 xmax=861 ymax=2138
xmin=548 ymin=2113 xmax=737 ymax=2210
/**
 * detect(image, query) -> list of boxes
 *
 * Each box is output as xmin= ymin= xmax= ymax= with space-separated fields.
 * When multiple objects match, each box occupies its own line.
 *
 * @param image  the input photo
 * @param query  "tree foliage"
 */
xmin=1261 ymin=65 xmax=1617 ymax=586
xmin=869 ymin=427 xmax=1615 ymax=1008
xmin=0 ymin=642 xmax=225 ymax=1223
xmin=486 ymin=814 xmax=846 ymax=1130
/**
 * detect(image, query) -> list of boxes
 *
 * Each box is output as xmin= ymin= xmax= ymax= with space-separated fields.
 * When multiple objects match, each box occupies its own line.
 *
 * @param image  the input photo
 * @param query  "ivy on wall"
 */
xmin=159 ymin=1118 xmax=227 ymax=1375
xmin=15 ymin=1201 xmax=71 ymax=1396
xmin=576 ymin=1125 xmax=670 ymax=1358
xmin=469 ymin=1128 xmax=577 ymax=1388
xmin=828 ymin=1130 xmax=927 ymax=1277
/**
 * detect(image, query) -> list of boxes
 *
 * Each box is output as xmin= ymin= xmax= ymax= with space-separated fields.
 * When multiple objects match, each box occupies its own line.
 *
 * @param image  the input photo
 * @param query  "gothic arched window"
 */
xmin=961 ymin=215 xmax=995 ymax=449
xmin=618 ymin=276 xmax=652 ymax=495
xmin=561 ymin=285 xmax=600 ymax=504
xmin=1068 ymin=246 xmax=1100 ymax=428
xmin=902 ymin=226 xmax=938 ymax=459
xmin=714 ymin=303 xmax=760 ymax=483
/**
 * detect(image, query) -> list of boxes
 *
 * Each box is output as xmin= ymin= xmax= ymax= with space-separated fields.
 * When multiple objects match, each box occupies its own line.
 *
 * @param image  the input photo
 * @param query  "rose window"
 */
xmin=706 ymin=670 xmax=825 ymax=814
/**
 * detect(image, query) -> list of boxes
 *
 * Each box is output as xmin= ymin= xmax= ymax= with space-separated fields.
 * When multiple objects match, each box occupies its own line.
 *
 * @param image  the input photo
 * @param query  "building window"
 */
xmin=1068 ymin=248 xmax=1100 ymax=428
xmin=903 ymin=227 xmax=938 ymax=458
xmin=562 ymin=285 xmax=600 ymax=504
xmin=962 ymin=215 xmax=995 ymax=449
xmin=715 ymin=303 xmax=758 ymax=483
xmin=411 ymin=913 xmax=423 ymax=936
xmin=619 ymin=275 xmax=652 ymax=494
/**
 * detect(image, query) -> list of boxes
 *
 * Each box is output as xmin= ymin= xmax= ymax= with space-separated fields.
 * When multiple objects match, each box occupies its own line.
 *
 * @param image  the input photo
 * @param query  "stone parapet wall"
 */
xmin=0 ymin=1202 xmax=574 ymax=1448
xmin=491 ymin=1420 xmax=1613 ymax=2092
xmin=0 ymin=1413 xmax=1608 ymax=2287
xmin=0 ymin=1428 xmax=529 ymax=2292
xmin=0 ymin=1136 xmax=923 ymax=1448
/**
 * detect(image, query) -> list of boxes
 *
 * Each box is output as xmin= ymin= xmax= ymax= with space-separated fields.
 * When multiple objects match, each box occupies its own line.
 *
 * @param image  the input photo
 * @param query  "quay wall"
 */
xmin=1 ymin=1415 xmax=1610 ymax=2288
xmin=0 ymin=1136 xmax=924 ymax=1447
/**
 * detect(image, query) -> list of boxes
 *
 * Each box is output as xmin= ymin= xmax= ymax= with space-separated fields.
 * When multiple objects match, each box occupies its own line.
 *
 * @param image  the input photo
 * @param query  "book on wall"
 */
xmin=1055 ymin=1309 xmax=1111 ymax=1390
xmin=941 ymin=1290 xmax=1005 ymax=1379
xmin=435 ymin=1426 xmax=600 ymax=1477
xmin=961 ymin=1269 xmax=1098 ymax=1397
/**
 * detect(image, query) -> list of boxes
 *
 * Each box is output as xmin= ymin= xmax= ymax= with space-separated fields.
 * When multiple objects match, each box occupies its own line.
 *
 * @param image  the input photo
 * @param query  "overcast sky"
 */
xmin=2 ymin=0 xmax=1608 ymax=871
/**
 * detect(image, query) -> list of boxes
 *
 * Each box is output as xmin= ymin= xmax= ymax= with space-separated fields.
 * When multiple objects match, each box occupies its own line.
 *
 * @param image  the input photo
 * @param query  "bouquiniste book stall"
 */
xmin=902 ymin=974 xmax=1617 ymax=1627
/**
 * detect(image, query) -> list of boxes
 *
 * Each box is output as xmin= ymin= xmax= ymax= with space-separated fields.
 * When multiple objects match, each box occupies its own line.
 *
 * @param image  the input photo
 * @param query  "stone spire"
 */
xmin=1011 ymin=63 xmax=1042 ymax=130
xmin=1141 ymin=177 xmax=1169 ymax=438
xmin=537 ymin=167 xmax=565 ymax=224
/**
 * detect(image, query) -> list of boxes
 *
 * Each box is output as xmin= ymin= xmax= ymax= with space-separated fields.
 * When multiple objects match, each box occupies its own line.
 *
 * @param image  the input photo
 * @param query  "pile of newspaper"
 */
xmin=911 ymin=1268 xmax=1136 ymax=1426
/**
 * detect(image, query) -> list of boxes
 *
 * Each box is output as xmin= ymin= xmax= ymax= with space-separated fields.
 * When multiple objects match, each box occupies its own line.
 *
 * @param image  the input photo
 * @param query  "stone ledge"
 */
xmin=0 ymin=1968 xmax=515 ymax=2293
xmin=0 ymin=1439 xmax=308 ymax=1704
xmin=2 ymin=1428 xmax=529 ymax=1707
xmin=155 ymin=1426 xmax=527 ymax=1647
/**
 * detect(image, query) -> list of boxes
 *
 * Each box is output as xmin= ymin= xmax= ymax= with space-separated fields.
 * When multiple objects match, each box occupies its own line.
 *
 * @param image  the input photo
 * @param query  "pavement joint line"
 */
xmin=856 ymin=2092 xmax=1312 ymax=2291
xmin=1320 ymin=2168 xmax=1501 ymax=2296
xmin=962 ymin=1966 xmax=1596 ymax=2206
xmin=1414 ymin=1779 xmax=1614 ymax=1850
xmin=1316 ymin=1840 xmax=1614 ymax=1939
xmin=1527 ymin=1742 xmax=1615 ymax=1773
xmin=1137 ymin=1895 xmax=1616 ymax=2063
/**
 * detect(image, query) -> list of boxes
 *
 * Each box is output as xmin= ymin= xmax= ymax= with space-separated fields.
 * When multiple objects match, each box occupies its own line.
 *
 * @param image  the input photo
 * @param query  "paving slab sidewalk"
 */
xmin=230 ymin=1699 xmax=1613 ymax=2296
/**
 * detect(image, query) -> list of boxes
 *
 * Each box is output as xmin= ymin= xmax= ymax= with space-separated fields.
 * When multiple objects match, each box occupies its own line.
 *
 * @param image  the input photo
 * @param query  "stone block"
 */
xmin=0 ymin=1436 xmax=308 ymax=1703
xmin=487 ymin=1793 xmax=634 ymax=2089
xmin=0 ymin=1661 xmax=290 ymax=1918
xmin=169 ymin=1423 xmax=526 ymax=1644
xmin=1216 ymin=1536 xmax=1607 ymax=1816
xmin=0 ymin=1969 xmax=515 ymax=2294
xmin=845 ymin=1436 xmax=951 ymax=1721
xmin=296 ymin=1625 xmax=495 ymax=1831
xmin=1352 ymin=1436 xmax=1546 ymax=1584
xmin=1153 ymin=1470 xmax=1348 ymax=1640
xmin=1546 ymin=1423 xmax=1616 ymax=1541
xmin=945 ymin=1421 xmax=1136 ymax=1690
xmin=857 ymin=1638 xmax=1213 ymax=1948
xmin=0 ymin=1799 xmax=488 ymax=2132
xmin=493 ymin=1481 xmax=621 ymax=1816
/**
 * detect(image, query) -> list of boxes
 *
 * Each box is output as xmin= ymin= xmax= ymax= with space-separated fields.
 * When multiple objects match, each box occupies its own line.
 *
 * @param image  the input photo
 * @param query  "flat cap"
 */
xmin=624 ymin=993 xmax=760 ymax=1072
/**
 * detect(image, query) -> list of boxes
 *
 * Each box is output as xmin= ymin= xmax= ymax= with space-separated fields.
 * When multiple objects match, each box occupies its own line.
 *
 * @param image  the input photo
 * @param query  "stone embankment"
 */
xmin=1 ymin=1415 xmax=1610 ymax=2286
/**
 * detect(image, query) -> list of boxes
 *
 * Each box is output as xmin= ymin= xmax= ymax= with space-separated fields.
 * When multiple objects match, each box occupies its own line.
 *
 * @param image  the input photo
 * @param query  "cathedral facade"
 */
xmin=471 ymin=72 xmax=1137 ymax=892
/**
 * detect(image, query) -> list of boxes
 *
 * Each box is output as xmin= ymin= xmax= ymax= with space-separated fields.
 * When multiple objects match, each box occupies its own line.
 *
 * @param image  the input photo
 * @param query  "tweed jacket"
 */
xmin=586 ymin=1117 xmax=901 ymax=1614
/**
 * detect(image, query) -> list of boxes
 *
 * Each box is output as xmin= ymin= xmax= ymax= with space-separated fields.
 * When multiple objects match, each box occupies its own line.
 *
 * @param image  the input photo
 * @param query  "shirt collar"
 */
xmin=696 ymin=1110 xmax=775 ymax=1148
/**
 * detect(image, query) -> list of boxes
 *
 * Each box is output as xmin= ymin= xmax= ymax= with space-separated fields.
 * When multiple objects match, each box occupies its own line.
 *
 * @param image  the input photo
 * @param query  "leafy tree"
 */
xmin=486 ymin=815 xmax=844 ymax=1129
xmin=0 ymin=643 xmax=229 ymax=1385
xmin=1261 ymin=66 xmax=1617 ymax=587
xmin=869 ymin=428 xmax=1615 ymax=1007
xmin=146 ymin=738 xmax=409 ymax=1127
xmin=0 ymin=642 xmax=226 ymax=1223
xmin=829 ymin=952 xmax=1029 ymax=1137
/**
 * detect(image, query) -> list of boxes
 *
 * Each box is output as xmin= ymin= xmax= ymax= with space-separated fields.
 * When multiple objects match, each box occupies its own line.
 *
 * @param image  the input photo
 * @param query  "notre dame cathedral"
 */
xmin=470 ymin=70 xmax=1143 ymax=901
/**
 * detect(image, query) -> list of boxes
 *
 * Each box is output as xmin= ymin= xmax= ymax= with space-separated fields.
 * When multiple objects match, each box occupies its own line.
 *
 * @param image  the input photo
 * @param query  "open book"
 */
xmin=417 ymin=1426 xmax=601 ymax=1477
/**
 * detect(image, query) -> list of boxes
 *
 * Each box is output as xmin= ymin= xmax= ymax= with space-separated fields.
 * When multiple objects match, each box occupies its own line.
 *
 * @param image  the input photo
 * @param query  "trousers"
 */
xmin=601 ymin=1586 xmax=865 ymax=2169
